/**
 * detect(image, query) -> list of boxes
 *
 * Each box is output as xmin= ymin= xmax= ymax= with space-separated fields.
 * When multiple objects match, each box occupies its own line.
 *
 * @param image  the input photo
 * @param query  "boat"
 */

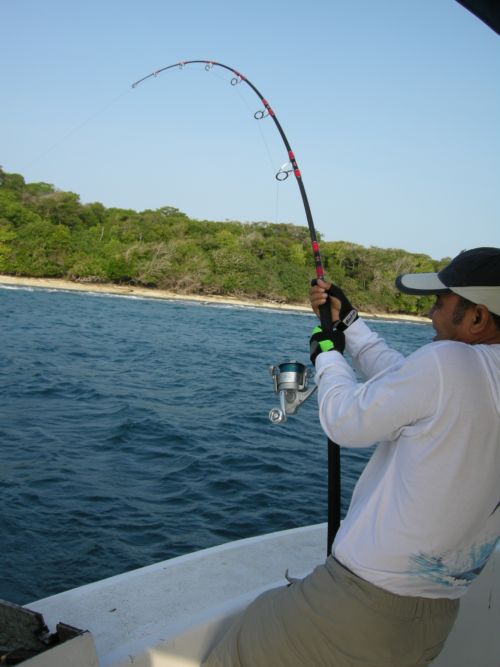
xmin=2 ymin=524 xmax=498 ymax=666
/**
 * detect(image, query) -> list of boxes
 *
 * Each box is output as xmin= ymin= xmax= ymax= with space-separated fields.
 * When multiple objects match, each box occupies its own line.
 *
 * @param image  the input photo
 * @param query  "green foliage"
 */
xmin=7 ymin=220 xmax=71 ymax=276
xmin=0 ymin=167 xmax=448 ymax=314
xmin=0 ymin=220 xmax=16 ymax=271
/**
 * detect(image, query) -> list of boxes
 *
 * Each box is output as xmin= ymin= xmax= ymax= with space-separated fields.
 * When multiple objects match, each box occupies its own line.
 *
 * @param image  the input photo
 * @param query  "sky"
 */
xmin=1 ymin=0 xmax=499 ymax=260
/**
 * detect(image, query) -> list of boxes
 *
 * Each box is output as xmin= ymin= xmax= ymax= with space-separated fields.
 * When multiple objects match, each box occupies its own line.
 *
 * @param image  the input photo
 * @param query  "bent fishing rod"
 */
xmin=132 ymin=60 xmax=340 ymax=552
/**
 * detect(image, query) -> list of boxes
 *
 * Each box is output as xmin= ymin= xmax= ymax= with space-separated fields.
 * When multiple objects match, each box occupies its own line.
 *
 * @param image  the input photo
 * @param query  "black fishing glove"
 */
xmin=326 ymin=285 xmax=359 ymax=330
xmin=310 ymin=325 xmax=345 ymax=366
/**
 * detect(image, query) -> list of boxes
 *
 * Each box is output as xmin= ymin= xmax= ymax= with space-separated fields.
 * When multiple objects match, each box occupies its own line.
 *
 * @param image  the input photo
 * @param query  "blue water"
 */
xmin=0 ymin=285 xmax=433 ymax=604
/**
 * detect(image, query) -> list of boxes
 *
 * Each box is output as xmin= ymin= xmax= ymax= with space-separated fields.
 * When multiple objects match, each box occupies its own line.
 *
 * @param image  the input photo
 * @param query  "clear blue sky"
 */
xmin=1 ymin=0 xmax=498 ymax=260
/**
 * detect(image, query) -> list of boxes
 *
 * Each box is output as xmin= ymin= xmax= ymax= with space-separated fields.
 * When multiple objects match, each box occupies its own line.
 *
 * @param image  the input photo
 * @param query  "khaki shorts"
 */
xmin=202 ymin=556 xmax=459 ymax=667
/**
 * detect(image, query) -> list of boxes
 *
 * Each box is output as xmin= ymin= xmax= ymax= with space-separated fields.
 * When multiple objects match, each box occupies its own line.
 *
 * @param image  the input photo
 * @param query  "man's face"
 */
xmin=428 ymin=293 xmax=472 ymax=342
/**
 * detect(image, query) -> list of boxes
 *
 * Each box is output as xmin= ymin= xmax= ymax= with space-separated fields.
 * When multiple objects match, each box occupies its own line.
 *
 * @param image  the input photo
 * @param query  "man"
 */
xmin=204 ymin=247 xmax=500 ymax=667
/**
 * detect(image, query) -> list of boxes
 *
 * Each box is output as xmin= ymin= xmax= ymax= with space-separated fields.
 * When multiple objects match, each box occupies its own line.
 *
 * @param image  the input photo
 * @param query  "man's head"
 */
xmin=396 ymin=247 xmax=500 ymax=343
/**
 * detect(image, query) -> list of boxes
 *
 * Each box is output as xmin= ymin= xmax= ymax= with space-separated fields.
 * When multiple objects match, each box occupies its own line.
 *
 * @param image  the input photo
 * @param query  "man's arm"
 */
xmin=310 ymin=280 xmax=405 ymax=379
xmin=314 ymin=344 xmax=438 ymax=447
xmin=345 ymin=319 xmax=405 ymax=380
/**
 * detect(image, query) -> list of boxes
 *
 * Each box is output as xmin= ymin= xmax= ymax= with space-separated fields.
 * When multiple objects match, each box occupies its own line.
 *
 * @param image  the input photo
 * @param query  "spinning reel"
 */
xmin=268 ymin=361 xmax=316 ymax=424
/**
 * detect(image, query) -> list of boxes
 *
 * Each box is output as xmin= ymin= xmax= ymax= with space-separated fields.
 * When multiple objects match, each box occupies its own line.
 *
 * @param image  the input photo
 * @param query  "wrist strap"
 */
xmin=334 ymin=309 xmax=358 ymax=331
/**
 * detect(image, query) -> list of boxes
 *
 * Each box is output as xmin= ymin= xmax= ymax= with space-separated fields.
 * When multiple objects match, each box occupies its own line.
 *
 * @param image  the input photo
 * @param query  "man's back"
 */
xmin=320 ymin=327 xmax=500 ymax=598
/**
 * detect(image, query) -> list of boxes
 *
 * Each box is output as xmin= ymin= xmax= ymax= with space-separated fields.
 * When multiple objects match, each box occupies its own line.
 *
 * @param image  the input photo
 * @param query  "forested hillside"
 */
xmin=0 ymin=168 xmax=448 ymax=315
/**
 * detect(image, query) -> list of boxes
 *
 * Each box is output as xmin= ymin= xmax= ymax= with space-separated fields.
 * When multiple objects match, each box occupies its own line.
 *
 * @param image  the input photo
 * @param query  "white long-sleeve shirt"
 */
xmin=315 ymin=318 xmax=500 ymax=599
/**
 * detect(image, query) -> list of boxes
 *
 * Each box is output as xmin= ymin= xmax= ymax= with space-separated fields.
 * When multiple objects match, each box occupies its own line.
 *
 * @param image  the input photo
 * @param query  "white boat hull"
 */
xmin=27 ymin=524 xmax=499 ymax=666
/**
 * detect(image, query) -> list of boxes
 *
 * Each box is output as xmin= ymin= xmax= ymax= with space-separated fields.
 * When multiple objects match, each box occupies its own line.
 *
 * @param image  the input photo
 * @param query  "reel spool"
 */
xmin=268 ymin=360 xmax=317 ymax=424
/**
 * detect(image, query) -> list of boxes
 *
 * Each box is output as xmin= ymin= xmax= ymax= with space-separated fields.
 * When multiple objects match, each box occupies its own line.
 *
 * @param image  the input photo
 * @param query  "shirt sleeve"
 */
xmin=344 ymin=318 xmax=406 ymax=380
xmin=314 ymin=343 xmax=441 ymax=447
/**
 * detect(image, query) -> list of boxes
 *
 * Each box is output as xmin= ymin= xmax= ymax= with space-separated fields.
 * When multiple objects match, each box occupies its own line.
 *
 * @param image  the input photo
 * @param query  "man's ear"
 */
xmin=470 ymin=305 xmax=489 ymax=330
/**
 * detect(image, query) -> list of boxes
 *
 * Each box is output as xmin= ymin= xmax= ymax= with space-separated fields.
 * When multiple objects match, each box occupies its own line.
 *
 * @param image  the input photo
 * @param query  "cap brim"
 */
xmin=395 ymin=272 xmax=450 ymax=296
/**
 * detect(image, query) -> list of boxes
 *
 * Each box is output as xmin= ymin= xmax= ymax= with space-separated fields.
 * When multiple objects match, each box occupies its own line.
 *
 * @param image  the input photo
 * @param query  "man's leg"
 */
xmin=202 ymin=557 xmax=459 ymax=667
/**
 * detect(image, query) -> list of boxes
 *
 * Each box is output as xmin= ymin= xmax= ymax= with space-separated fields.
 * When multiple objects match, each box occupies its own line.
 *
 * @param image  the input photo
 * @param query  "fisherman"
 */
xmin=203 ymin=246 xmax=500 ymax=667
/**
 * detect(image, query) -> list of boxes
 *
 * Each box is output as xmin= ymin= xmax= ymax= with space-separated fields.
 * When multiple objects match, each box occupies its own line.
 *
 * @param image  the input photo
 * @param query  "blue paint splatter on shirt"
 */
xmin=409 ymin=538 xmax=499 ymax=588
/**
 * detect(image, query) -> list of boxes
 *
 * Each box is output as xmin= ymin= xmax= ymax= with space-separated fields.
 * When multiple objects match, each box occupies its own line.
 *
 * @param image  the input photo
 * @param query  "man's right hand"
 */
xmin=310 ymin=280 xmax=358 ymax=329
xmin=310 ymin=279 xmax=341 ymax=321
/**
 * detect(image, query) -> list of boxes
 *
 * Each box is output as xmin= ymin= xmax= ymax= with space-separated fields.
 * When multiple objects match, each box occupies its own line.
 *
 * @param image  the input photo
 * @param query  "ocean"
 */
xmin=0 ymin=285 xmax=433 ymax=604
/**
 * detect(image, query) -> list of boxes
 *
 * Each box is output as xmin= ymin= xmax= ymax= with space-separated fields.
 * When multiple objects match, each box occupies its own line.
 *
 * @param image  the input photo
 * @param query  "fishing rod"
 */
xmin=132 ymin=59 xmax=340 ymax=552
xmin=132 ymin=61 xmax=329 ymax=293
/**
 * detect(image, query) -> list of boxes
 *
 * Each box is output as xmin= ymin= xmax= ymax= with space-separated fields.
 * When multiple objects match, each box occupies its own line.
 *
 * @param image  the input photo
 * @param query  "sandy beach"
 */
xmin=0 ymin=275 xmax=429 ymax=324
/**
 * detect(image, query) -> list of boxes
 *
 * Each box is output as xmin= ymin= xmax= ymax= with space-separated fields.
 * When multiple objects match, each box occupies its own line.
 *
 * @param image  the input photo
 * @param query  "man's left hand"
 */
xmin=310 ymin=326 xmax=345 ymax=365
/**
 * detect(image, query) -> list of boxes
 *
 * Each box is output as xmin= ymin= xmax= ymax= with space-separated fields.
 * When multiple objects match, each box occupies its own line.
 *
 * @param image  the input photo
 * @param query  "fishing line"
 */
xmin=230 ymin=78 xmax=281 ymax=171
xmin=22 ymin=88 xmax=132 ymax=171
xmin=274 ymin=179 xmax=281 ymax=227
xmin=230 ymin=79 xmax=283 ymax=225
xmin=176 ymin=63 xmax=283 ymax=225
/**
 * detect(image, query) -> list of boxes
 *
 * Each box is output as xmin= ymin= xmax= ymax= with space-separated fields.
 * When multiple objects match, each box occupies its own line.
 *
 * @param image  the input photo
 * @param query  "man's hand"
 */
xmin=310 ymin=280 xmax=358 ymax=330
xmin=310 ymin=325 xmax=345 ymax=365
xmin=310 ymin=279 xmax=341 ymax=321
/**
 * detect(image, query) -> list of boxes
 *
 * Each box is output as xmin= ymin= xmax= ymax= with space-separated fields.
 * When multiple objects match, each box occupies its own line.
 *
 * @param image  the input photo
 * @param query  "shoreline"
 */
xmin=0 ymin=275 xmax=429 ymax=324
